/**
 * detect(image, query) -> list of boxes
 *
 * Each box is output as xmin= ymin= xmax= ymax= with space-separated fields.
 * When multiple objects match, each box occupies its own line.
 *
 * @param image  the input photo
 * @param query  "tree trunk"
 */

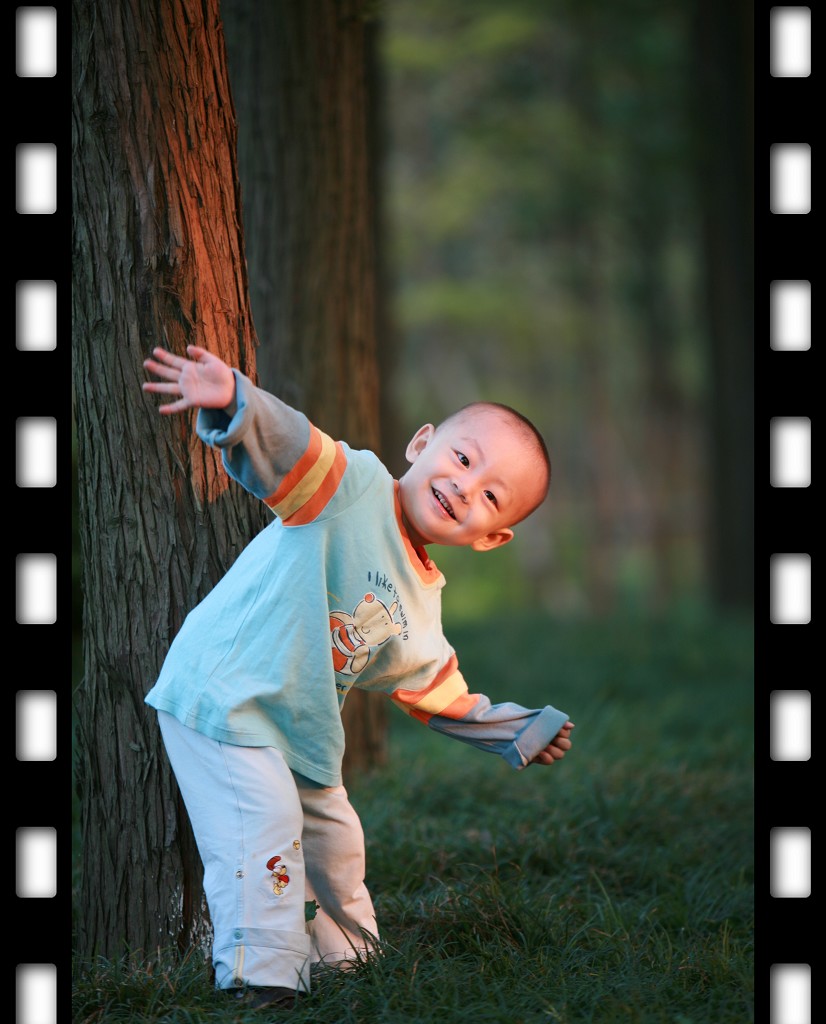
xmin=72 ymin=0 xmax=267 ymax=961
xmin=222 ymin=0 xmax=389 ymax=775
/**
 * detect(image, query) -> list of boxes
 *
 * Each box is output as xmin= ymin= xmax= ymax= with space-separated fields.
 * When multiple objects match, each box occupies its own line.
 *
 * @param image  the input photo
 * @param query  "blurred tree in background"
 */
xmin=377 ymin=0 xmax=752 ymax=619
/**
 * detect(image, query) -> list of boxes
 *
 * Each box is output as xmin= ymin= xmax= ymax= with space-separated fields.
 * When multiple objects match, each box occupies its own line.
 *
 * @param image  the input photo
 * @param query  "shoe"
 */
xmin=230 ymin=985 xmax=301 ymax=1010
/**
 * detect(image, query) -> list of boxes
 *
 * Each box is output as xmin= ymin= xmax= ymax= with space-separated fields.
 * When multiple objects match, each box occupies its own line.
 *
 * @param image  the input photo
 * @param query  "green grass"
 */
xmin=73 ymin=607 xmax=754 ymax=1022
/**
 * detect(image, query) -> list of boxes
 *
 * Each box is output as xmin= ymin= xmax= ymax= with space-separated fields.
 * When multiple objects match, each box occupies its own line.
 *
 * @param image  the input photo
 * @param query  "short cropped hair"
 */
xmin=437 ymin=401 xmax=551 ymax=522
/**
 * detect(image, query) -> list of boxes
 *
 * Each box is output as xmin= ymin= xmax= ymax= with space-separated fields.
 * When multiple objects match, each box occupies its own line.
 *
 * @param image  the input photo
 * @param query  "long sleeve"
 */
xmin=388 ymin=654 xmax=569 ymax=770
xmin=195 ymin=370 xmax=311 ymax=503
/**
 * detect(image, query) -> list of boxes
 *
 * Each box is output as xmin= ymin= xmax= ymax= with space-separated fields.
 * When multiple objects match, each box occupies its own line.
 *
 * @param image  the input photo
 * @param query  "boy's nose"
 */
xmin=451 ymin=479 xmax=469 ymax=503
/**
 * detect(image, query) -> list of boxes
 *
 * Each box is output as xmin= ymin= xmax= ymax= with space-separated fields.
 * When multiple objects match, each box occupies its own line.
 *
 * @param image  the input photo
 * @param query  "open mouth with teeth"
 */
xmin=433 ymin=488 xmax=456 ymax=520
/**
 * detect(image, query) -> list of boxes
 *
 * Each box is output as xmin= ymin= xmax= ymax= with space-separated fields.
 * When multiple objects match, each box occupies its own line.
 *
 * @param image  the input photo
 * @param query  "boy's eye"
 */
xmin=484 ymin=490 xmax=497 ymax=505
xmin=456 ymin=452 xmax=469 ymax=467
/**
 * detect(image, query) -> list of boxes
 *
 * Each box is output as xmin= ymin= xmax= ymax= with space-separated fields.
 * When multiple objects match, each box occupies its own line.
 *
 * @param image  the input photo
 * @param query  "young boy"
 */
xmin=142 ymin=344 xmax=574 ymax=1011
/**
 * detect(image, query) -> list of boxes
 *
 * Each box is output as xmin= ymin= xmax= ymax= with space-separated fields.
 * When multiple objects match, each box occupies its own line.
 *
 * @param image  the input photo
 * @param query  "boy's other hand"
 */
xmin=529 ymin=721 xmax=574 ymax=766
xmin=142 ymin=345 xmax=236 ymax=415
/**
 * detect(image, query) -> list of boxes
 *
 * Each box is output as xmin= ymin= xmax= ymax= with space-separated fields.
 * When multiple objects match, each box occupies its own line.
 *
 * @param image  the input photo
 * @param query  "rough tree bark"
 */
xmin=72 ymin=0 xmax=267 ymax=960
xmin=222 ymin=0 xmax=390 ymax=775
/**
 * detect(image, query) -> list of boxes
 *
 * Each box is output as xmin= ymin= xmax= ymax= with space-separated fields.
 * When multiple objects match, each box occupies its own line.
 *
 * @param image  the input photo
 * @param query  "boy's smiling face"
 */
xmin=397 ymin=408 xmax=548 ymax=551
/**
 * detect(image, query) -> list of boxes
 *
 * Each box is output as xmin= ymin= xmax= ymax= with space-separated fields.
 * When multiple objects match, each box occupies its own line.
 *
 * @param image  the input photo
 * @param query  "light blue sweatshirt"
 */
xmin=145 ymin=372 xmax=569 ymax=786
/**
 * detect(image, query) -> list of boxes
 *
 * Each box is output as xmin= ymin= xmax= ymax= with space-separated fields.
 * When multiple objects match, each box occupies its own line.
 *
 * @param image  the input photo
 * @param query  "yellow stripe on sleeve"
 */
xmin=393 ymin=670 xmax=469 ymax=717
xmin=270 ymin=430 xmax=338 ymax=520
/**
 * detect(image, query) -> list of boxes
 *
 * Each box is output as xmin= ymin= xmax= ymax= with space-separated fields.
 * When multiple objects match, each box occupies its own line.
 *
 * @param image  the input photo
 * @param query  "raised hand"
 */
xmin=142 ymin=345 xmax=236 ymax=415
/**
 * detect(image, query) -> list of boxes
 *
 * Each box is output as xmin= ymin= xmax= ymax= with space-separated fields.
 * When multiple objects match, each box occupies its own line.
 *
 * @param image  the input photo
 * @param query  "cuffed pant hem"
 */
xmin=213 ymin=927 xmax=312 ymax=993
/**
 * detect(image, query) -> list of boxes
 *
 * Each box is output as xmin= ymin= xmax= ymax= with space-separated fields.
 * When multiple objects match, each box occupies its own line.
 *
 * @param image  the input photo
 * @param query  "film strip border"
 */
xmin=13 ymin=5 xmax=70 ymax=1022
xmin=9 ymin=5 xmax=809 ymax=1023
xmin=761 ymin=6 xmax=813 ymax=1024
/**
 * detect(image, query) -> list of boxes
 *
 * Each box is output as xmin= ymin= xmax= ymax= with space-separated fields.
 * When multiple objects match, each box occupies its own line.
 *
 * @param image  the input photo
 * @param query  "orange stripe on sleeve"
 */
xmin=390 ymin=656 xmax=479 ymax=723
xmin=283 ymin=442 xmax=347 ymax=525
xmin=404 ymin=688 xmax=480 ymax=725
xmin=265 ymin=428 xmax=345 ymax=522
xmin=390 ymin=655 xmax=458 ymax=709
xmin=432 ymin=691 xmax=479 ymax=721
xmin=264 ymin=426 xmax=323 ymax=511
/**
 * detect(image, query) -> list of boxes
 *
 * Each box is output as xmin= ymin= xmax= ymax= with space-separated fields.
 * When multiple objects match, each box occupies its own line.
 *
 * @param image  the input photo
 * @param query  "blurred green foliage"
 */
xmin=381 ymin=0 xmax=711 ymax=617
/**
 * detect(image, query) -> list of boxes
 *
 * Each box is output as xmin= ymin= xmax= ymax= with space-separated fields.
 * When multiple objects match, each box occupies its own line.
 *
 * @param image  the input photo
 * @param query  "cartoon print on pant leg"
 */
xmin=267 ymin=855 xmax=290 ymax=896
xmin=330 ymin=592 xmax=402 ymax=676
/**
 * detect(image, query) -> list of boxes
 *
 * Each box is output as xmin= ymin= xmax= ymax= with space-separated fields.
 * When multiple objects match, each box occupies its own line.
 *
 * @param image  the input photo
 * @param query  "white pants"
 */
xmin=157 ymin=711 xmax=379 ymax=992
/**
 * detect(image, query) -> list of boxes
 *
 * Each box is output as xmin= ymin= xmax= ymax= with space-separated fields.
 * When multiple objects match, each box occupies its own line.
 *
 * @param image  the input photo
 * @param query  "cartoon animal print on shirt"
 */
xmin=330 ymin=592 xmax=402 ymax=675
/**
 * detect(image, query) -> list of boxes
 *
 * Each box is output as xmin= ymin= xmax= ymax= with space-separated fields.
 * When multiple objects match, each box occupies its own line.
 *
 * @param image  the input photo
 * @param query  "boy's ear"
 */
xmin=405 ymin=423 xmax=435 ymax=464
xmin=471 ymin=528 xmax=514 ymax=552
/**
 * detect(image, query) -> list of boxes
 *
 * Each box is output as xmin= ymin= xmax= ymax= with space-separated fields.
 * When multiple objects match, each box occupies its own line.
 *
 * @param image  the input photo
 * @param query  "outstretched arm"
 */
xmin=142 ymin=345 xmax=236 ymax=415
xmin=386 ymin=655 xmax=574 ymax=771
